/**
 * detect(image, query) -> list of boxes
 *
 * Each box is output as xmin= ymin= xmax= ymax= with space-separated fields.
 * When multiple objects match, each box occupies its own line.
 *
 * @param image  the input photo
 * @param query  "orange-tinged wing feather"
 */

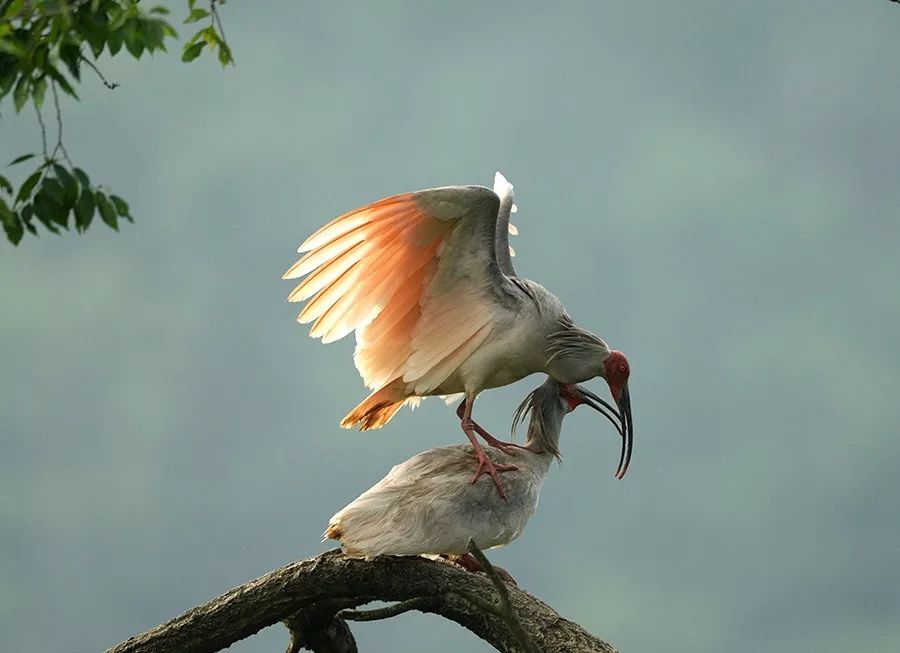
xmin=284 ymin=185 xmax=504 ymax=394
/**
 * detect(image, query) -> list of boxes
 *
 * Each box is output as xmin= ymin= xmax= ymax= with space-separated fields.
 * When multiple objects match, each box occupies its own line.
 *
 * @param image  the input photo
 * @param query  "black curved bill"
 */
xmin=574 ymin=385 xmax=623 ymax=437
xmin=613 ymin=384 xmax=633 ymax=480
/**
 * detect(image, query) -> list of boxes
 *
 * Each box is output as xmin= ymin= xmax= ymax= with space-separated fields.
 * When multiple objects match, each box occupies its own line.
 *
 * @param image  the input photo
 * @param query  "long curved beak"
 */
xmin=574 ymin=383 xmax=633 ymax=480
xmin=575 ymin=385 xmax=632 ymax=478
xmin=613 ymin=383 xmax=632 ymax=479
xmin=573 ymin=385 xmax=624 ymax=438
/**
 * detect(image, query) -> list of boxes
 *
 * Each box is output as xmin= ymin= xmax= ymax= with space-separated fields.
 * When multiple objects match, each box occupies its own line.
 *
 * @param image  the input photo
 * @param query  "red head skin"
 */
xmin=560 ymin=385 xmax=582 ymax=412
xmin=603 ymin=350 xmax=630 ymax=404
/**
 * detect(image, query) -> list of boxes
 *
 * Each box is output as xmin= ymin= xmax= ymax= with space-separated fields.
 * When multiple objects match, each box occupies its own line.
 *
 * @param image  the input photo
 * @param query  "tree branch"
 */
xmin=105 ymin=549 xmax=617 ymax=653
xmin=80 ymin=56 xmax=120 ymax=90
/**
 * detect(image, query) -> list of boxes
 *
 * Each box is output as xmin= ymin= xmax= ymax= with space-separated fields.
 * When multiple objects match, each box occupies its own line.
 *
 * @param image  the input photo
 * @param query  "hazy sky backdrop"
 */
xmin=3 ymin=2 xmax=899 ymax=652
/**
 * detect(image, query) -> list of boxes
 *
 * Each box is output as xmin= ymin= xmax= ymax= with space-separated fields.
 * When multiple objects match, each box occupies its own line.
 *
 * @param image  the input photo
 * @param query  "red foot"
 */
xmin=466 ymin=425 xmax=518 ymax=500
xmin=444 ymin=553 xmax=518 ymax=585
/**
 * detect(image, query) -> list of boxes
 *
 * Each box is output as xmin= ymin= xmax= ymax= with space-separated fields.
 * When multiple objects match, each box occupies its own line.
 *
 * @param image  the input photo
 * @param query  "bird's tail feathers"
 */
xmin=323 ymin=521 xmax=343 ymax=542
xmin=340 ymin=382 xmax=409 ymax=430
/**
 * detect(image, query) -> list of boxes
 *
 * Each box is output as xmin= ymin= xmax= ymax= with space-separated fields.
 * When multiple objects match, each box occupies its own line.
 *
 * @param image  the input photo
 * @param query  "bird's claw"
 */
xmin=443 ymin=553 xmax=518 ymax=585
xmin=469 ymin=449 xmax=517 ymax=500
xmin=462 ymin=416 xmax=529 ymax=457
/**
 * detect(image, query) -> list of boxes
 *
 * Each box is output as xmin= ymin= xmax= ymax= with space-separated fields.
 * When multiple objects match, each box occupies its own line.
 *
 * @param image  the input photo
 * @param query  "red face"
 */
xmin=603 ymin=350 xmax=630 ymax=402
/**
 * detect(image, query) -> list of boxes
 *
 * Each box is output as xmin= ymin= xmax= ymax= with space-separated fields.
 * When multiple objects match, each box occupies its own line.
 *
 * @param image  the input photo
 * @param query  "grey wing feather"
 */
xmin=492 ymin=172 xmax=518 ymax=278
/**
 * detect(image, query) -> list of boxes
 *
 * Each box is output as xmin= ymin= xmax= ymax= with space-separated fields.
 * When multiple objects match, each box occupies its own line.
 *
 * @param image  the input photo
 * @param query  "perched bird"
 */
xmin=324 ymin=378 xmax=621 ymax=560
xmin=284 ymin=172 xmax=633 ymax=496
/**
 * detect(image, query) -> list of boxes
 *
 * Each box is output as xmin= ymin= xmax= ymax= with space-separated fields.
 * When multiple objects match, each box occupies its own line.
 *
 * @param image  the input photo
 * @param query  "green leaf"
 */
xmin=144 ymin=20 xmax=166 ymax=52
xmin=46 ymin=68 xmax=79 ymax=100
xmin=73 ymin=167 xmax=90 ymax=188
xmin=53 ymin=164 xmax=79 ymax=205
xmin=181 ymin=41 xmax=204 ymax=62
xmin=0 ymin=175 xmax=12 ymax=194
xmin=42 ymin=178 xmax=68 ymax=207
xmin=0 ymin=38 xmax=26 ymax=58
xmin=59 ymin=43 xmax=82 ymax=81
xmin=107 ymin=29 xmax=124 ymax=56
xmin=124 ymin=19 xmax=145 ymax=59
xmin=19 ymin=203 xmax=36 ymax=234
xmin=41 ymin=187 xmax=70 ymax=226
xmin=108 ymin=7 xmax=129 ymax=31
xmin=3 ymin=0 xmax=25 ymax=19
xmin=74 ymin=186 xmax=95 ymax=232
xmin=87 ymin=35 xmax=105 ymax=58
xmin=0 ymin=64 xmax=18 ymax=97
xmin=201 ymin=26 xmax=219 ymax=47
xmin=8 ymin=153 xmax=35 ymax=166
xmin=83 ymin=19 xmax=106 ymax=58
xmin=32 ymin=43 xmax=48 ymax=69
xmin=33 ymin=191 xmax=67 ymax=230
xmin=32 ymin=76 xmax=47 ymax=108
xmin=12 ymin=74 xmax=28 ymax=112
xmin=218 ymin=41 xmax=232 ymax=66
xmin=0 ymin=198 xmax=23 ymax=245
xmin=96 ymin=191 xmax=118 ymax=230
xmin=150 ymin=6 xmax=171 ymax=15
xmin=109 ymin=194 xmax=130 ymax=217
xmin=16 ymin=170 xmax=41 ymax=204
xmin=184 ymin=8 xmax=210 ymax=24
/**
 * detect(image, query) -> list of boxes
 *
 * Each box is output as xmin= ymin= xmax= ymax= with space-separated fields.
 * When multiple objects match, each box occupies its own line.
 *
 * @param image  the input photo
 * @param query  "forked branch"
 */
xmin=105 ymin=548 xmax=617 ymax=653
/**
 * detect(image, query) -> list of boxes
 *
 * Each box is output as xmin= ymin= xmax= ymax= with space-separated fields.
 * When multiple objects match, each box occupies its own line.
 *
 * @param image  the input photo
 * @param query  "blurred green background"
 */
xmin=3 ymin=2 xmax=900 ymax=651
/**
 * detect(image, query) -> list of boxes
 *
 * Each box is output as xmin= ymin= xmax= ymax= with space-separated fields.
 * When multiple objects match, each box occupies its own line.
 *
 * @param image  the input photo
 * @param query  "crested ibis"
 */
xmin=284 ymin=173 xmax=633 ymax=496
xmin=324 ymin=378 xmax=622 ymax=560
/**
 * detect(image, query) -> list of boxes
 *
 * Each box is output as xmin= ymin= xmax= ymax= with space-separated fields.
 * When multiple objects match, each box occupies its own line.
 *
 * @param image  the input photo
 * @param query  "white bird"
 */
xmin=284 ymin=172 xmax=633 ymax=497
xmin=324 ymin=378 xmax=620 ymax=560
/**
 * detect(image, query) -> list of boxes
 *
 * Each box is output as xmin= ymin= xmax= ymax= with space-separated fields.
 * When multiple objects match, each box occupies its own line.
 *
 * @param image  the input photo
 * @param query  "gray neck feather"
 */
xmin=511 ymin=380 xmax=567 ymax=460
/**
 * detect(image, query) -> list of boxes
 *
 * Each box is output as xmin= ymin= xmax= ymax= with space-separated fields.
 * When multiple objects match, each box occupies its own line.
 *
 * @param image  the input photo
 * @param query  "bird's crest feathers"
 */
xmin=546 ymin=316 xmax=609 ymax=364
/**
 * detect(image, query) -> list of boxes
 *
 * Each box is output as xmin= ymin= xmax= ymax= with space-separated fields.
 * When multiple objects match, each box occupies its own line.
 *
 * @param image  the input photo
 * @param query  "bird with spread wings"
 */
xmin=284 ymin=173 xmax=633 ymax=497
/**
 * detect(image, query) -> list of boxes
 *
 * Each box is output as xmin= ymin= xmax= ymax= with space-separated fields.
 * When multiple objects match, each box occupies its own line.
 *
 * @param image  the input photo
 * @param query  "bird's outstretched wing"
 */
xmin=284 ymin=173 xmax=519 ymax=394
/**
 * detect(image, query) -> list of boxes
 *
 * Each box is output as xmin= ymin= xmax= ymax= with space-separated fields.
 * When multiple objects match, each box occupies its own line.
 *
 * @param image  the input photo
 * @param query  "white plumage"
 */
xmin=324 ymin=378 xmax=616 ymax=557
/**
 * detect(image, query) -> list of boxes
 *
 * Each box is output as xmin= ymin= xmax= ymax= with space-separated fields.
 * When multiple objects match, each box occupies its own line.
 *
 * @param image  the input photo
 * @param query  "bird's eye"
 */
xmin=618 ymin=363 xmax=627 ymax=373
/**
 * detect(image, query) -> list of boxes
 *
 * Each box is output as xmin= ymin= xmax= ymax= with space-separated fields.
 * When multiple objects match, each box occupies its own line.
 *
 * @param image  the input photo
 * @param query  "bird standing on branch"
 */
xmin=324 ymin=378 xmax=622 ymax=564
xmin=284 ymin=172 xmax=634 ymax=497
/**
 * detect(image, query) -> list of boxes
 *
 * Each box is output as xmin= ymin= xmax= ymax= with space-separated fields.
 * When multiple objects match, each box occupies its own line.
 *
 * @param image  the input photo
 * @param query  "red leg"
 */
xmin=459 ymin=395 xmax=517 ymax=500
xmin=443 ymin=553 xmax=518 ymax=585
xmin=455 ymin=401 xmax=533 ymax=455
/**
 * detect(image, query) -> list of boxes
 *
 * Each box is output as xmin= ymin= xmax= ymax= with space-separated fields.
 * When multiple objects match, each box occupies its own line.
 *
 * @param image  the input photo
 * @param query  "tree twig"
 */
xmin=338 ymin=596 xmax=438 ymax=622
xmin=210 ymin=0 xmax=229 ymax=47
xmin=468 ymin=538 xmax=540 ymax=653
xmin=33 ymin=96 xmax=48 ymax=159
xmin=49 ymin=81 xmax=73 ymax=166
xmin=80 ymin=55 xmax=120 ymax=90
